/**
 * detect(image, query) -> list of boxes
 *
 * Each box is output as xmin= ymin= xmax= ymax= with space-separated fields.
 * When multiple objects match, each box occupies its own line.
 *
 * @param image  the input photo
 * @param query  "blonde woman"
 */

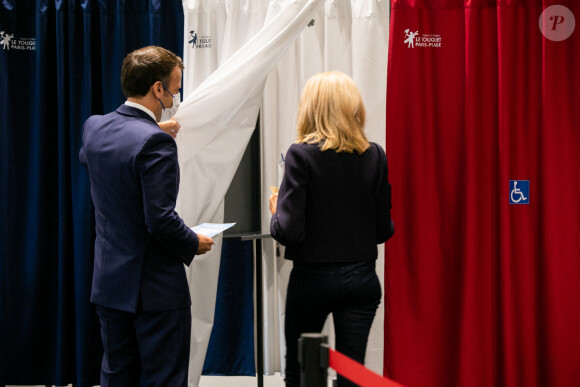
xmin=270 ymin=71 xmax=394 ymax=386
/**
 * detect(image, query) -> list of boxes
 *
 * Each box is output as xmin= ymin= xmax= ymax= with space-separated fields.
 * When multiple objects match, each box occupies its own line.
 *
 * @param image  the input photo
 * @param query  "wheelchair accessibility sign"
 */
xmin=509 ymin=180 xmax=530 ymax=205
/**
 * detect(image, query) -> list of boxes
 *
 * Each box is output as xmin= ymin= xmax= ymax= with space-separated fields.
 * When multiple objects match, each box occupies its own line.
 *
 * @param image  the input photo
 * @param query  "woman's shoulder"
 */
xmin=289 ymin=141 xmax=319 ymax=150
xmin=367 ymin=142 xmax=386 ymax=158
xmin=287 ymin=142 xmax=320 ymax=156
xmin=368 ymin=141 xmax=384 ymax=151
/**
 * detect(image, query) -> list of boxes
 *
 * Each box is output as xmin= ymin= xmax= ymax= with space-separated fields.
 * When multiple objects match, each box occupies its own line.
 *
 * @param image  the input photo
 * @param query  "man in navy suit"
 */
xmin=79 ymin=46 xmax=214 ymax=387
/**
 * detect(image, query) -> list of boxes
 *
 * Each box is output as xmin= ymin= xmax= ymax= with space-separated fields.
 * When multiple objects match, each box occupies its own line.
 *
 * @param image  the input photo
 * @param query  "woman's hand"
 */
xmin=269 ymin=193 xmax=278 ymax=215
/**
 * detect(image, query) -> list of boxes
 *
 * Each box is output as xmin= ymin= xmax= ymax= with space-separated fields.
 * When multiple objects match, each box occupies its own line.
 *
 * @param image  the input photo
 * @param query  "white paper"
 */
xmin=191 ymin=222 xmax=236 ymax=238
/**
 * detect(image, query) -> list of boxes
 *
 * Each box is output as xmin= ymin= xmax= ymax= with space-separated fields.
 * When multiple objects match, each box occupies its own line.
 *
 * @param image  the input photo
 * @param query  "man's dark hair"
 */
xmin=121 ymin=46 xmax=184 ymax=98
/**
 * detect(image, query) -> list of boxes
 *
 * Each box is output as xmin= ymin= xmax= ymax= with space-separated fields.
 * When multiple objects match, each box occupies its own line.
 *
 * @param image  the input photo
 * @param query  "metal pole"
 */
xmin=299 ymin=333 xmax=329 ymax=387
xmin=239 ymin=233 xmax=271 ymax=387
xmin=255 ymin=238 xmax=264 ymax=387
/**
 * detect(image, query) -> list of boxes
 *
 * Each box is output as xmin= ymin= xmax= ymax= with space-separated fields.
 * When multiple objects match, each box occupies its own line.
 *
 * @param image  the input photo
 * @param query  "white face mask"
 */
xmin=160 ymin=91 xmax=181 ymax=122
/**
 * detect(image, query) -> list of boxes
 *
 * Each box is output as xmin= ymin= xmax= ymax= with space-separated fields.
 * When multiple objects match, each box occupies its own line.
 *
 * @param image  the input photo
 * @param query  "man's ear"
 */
xmin=152 ymin=81 xmax=164 ymax=98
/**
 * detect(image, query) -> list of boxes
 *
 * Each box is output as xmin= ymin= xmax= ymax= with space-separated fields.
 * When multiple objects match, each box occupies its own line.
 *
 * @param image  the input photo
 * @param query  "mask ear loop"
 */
xmin=158 ymin=83 xmax=168 ymax=110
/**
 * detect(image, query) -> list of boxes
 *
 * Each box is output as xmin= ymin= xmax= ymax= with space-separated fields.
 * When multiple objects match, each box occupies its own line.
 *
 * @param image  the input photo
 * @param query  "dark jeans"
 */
xmin=284 ymin=261 xmax=382 ymax=387
xmin=96 ymin=305 xmax=191 ymax=387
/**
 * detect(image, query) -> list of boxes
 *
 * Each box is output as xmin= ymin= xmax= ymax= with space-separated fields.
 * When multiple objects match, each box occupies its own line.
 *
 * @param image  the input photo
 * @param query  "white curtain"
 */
xmin=260 ymin=0 xmax=390 ymax=376
xmin=176 ymin=1 xmax=323 ymax=386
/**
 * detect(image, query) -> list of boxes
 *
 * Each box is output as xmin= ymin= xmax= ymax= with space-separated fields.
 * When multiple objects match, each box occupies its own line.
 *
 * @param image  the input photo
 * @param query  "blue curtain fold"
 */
xmin=0 ymin=1 xmax=183 ymax=385
xmin=203 ymin=239 xmax=255 ymax=376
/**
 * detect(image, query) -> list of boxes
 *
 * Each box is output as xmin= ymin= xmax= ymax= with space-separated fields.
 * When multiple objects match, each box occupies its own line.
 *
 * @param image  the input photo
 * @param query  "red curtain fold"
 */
xmin=385 ymin=1 xmax=579 ymax=386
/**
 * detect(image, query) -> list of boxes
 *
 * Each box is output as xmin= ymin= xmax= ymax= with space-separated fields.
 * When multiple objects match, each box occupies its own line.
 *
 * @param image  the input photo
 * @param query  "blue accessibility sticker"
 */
xmin=509 ymin=180 xmax=530 ymax=205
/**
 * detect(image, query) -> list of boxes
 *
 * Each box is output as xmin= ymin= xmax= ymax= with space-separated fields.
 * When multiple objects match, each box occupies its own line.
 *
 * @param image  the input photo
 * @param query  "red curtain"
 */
xmin=384 ymin=1 xmax=580 ymax=386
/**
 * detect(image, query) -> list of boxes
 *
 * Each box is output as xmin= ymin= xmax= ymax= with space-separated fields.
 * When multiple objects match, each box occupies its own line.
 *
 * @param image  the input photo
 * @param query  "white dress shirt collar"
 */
xmin=124 ymin=100 xmax=157 ymax=122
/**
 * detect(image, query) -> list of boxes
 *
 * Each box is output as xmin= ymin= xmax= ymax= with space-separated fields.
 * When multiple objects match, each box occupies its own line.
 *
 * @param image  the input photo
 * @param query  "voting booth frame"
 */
xmin=223 ymin=117 xmax=262 ymax=236
xmin=203 ymin=117 xmax=269 ymax=386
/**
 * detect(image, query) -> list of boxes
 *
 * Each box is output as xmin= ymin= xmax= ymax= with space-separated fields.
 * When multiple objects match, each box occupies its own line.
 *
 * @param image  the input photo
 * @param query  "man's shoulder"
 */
xmin=84 ymin=108 xmax=123 ymax=127
xmin=83 ymin=108 xmax=166 ymax=149
xmin=86 ymin=105 xmax=155 ymax=123
xmin=86 ymin=108 xmax=158 ymax=131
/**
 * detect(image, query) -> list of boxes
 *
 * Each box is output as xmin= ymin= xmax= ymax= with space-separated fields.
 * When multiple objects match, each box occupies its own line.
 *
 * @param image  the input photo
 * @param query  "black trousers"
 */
xmin=96 ymin=305 xmax=191 ymax=387
xmin=284 ymin=261 xmax=381 ymax=387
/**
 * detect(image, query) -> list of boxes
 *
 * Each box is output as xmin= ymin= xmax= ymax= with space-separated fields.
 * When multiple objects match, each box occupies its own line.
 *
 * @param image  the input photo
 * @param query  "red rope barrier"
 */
xmin=328 ymin=348 xmax=405 ymax=387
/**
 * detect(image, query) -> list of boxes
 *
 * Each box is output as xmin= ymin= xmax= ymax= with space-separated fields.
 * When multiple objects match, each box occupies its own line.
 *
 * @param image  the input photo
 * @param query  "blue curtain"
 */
xmin=203 ymin=239 xmax=255 ymax=376
xmin=0 ymin=1 xmax=183 ymax=385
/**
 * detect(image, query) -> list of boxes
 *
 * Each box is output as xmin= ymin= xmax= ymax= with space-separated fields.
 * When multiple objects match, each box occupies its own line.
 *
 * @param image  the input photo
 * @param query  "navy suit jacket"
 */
xmin=79 ymin=104 xmax=198 ymax=312
xmin=271 ymin=142 xmax=394 ymax=263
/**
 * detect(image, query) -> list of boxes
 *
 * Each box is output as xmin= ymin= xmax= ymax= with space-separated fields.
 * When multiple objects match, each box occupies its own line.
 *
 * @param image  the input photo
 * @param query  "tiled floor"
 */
xmin=3 ymin=374 xmax=285 ymax=387
xmin=4 ymin=373 xmax=337 ymax=386
xmin=200 ymin=373 xmax=336 ymax=386
xmin=200 ymin=373 xmax=286 ymax=386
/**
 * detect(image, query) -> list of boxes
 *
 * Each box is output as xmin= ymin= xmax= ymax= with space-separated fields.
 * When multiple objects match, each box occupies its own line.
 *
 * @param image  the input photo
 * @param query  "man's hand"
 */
xmin=196 ymin=233 xmax=214 ymax=255
xmin=158 ymin=118 xmax=181 ymax=138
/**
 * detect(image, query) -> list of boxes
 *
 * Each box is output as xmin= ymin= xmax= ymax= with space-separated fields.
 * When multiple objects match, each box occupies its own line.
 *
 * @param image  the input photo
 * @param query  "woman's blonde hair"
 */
xmin=295 ymin=71 xmax=369 ymax=154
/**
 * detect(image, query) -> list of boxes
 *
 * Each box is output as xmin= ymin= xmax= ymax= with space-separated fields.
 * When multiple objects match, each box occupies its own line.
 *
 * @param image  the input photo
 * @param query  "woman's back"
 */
xmin=270 ymin=142 xmax=392 ymax=263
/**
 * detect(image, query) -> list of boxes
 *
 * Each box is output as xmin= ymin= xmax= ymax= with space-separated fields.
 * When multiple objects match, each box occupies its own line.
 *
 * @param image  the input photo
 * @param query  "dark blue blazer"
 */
xmin=271 ymin=142 xmax=394 ymax=263
xmin=79 ymin=104 xmax=198 ymax=312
